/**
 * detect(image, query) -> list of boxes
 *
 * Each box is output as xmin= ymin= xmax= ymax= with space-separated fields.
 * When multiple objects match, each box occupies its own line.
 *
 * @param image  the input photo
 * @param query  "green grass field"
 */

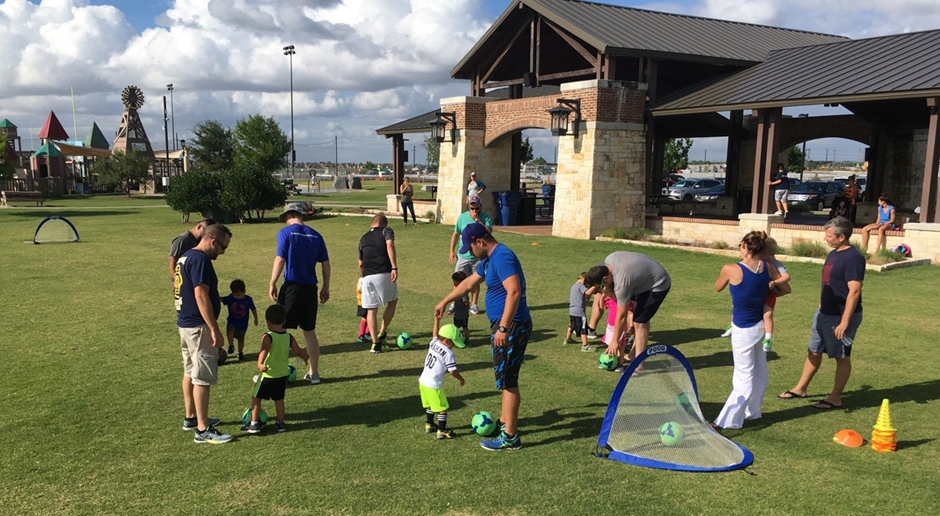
xmin=1 ymin=199 xmax=938 ymax=516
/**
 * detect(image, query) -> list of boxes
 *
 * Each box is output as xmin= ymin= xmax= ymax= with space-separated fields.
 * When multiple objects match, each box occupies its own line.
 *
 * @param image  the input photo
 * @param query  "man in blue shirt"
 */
xmin=448 ymin=196 xmax=493 ymax=314
xmin=435 ymin=224 xmax=531 ymax=451
xmin=175 ymin=223 xmax=232 ymax=444
xmin=269 ymin=202 xmax=331 ymax=384
xmin=769 ymin=163 xmax=790 ymax=217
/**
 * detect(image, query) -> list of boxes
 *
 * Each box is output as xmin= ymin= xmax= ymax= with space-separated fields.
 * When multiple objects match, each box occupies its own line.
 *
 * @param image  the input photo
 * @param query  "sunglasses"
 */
xmin=469 ymin=206 xmax=481 ymax=211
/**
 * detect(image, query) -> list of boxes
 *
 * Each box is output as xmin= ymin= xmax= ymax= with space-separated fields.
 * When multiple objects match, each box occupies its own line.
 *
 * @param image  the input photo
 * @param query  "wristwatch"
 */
xmin=497 ymin=325 xmax=509 ymax=334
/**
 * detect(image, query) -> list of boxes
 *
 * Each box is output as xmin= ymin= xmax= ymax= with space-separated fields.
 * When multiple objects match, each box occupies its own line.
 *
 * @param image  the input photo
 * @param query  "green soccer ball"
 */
xmin=241 ymin=407 xmax=268 ymax=426
xmin=659 ymin=421 xmax=685 ymax=447
xmin=396 ymin=333 xmax=413 ymax=350
xmin=598 ymin=353 xmax=618 ymax=371
xmin=676 ymin=392 xmax=696 ymax=415
xmin=287 ymin=364 xmax=297 ymax=383
xmin=471 ymin=411 xmax=497 ymax=436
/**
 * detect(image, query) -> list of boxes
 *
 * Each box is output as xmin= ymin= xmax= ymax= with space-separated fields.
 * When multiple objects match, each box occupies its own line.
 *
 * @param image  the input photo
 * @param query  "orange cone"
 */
xmin=870 ymin=399 xmax=897 ymax=453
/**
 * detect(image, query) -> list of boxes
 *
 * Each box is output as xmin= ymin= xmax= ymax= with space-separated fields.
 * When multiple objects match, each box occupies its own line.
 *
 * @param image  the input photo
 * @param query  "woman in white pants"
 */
xmin=713 ymin=231 xmax=790 ymax=429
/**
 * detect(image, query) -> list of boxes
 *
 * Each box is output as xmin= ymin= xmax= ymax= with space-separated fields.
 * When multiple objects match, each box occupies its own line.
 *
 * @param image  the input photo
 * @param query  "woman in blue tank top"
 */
xmin=712 ymin=231 xmax=790 ymax=429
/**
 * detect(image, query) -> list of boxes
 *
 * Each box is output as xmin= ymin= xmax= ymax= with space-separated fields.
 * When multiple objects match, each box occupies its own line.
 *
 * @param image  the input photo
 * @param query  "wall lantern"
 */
xmin=430 ymin=111 xmax=457 ymax=143
xmin=548 ymin=98 xmax=581 ymax=137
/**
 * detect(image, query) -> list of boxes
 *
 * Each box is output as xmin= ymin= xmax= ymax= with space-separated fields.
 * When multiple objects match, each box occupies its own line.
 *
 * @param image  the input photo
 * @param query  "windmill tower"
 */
xmin=112 ymin=85 xmax=156 ymax=160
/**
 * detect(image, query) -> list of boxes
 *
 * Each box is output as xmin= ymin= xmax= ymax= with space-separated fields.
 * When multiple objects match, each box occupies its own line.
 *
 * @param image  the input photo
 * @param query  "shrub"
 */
xmin=788 ymin=202 xmax=811 ymax=214
xmin=868 ymin=248 xmax=906 ymax=265
xmin=601 ymin=227 xmax=652 ymax=241
xmin=424 ymin=210 xmax=436 ymax=221
xmin=165 ymin=168 xmax=222 ymax=222
xmin=709 ymin=241 xmax=730 ymax=250
xmin=789 ymin=239 xmax=829 ymax=258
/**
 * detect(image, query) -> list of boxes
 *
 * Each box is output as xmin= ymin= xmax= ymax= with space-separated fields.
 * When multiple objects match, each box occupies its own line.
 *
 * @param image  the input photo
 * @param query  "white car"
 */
xmin=668 ymin=179 xmax=722 ymax=200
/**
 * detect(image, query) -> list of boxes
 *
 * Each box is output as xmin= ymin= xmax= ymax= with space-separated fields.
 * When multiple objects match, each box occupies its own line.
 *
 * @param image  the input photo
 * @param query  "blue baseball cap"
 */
xmin=459 ymin=223 xmax=489 ymax=254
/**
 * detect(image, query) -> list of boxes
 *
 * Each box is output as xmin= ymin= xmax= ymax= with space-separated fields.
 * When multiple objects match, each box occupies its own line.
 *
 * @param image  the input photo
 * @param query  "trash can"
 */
xmin=495 ymin=191 xmax=521 ymax=226
xmin=518 ymin=195 xmax=536 ymax=225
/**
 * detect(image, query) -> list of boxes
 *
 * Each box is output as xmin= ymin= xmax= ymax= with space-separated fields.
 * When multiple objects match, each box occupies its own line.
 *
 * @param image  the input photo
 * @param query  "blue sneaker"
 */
xmin=480 ymin=431 xmax=521 ymax=451
xmin=193 ymin=426 xmax=232 ymax=444
xmin=183 ymin=417 xmax=220 ymax=431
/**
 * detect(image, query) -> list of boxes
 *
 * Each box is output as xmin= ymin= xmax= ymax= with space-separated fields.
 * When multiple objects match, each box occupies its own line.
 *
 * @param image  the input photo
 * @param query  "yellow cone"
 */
xmin=874 ymin=399 xmax=895 ymax=431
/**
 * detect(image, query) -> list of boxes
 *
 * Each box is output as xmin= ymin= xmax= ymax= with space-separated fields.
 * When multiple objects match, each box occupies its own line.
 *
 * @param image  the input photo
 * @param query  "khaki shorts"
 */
xmin=180 ymin=325 xmax=219 ymax=386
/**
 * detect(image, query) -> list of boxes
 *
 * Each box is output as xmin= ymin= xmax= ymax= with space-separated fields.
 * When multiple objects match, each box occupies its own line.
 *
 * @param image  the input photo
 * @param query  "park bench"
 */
xmin=1 ymin=190 xmax=45 ymax=207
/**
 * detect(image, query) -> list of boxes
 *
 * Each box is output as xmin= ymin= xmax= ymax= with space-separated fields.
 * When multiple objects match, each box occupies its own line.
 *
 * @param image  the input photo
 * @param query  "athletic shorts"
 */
xmin=253 ymin=375 xmax=288 ymax=401
xmin=774 ymin=189 xmax=789 ymax=202
xmin=491 ymin=320 xmax=532 ymax=390
xmin=569 ymin=315 xmax=586 ymax=336
xmin=356 ymin=305 xmax=367 ymax=318
xmin=226 ymin=324 xmax=246 ymax=341
xmin=454 ymin=317 xmax=468 ymax=329
xmin=764 ymin=290 xmax=777 ymax=310
xmin=809 ymin=309 xmax=862 ymax=359
xmin=360 ymin=272 xmax=398 ymax=309
xmin=630 ymin=288 xmax=670 ymax=324
xmin=419 ymin=383 xmax=449 ymax=412
xmin=179 ymin=325 xmax=218 ymax=386
xmin=277 ymin=283 xmax=318 ymax=331
xmin=455 ymin=256 xmax=480 ymax=277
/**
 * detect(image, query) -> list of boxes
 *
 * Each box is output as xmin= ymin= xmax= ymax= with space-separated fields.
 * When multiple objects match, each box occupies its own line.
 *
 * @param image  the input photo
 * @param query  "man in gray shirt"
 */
xmin=168 ymin=218 xmax=216 ymax=286
xmin=585 ymin=252 xmax=671 ymax=361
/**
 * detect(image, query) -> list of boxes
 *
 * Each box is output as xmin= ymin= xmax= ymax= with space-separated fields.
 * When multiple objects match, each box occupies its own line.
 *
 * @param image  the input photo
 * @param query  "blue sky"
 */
xmin=3 ymin=0 xmax=938 ymax=164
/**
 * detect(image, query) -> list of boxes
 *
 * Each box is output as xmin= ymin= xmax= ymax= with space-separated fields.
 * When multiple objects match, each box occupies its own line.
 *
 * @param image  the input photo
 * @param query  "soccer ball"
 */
xmin=396 ymin=333 xmax=413 ymax=350
xmin=659 ymin=421 xmax=685 ymax=447
xmin=598 ymin=353 xmax=617 ymax=371
xmin=218 ymin=348 xmax=228 ymax=365
xmin=676 ymin=392 xmax=696 ymax=416
xmin=471 ymin=411 xmax=497 ymax=436
xmin=241 ymin=407 xmax=268 ymax=426
xmin=287 ymin=364 xmax=297 ymax=383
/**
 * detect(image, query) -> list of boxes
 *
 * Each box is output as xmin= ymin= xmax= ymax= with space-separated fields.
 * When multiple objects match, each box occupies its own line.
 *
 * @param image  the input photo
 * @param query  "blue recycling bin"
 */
xmin=494 ymin=191 xmax=521 ymax=226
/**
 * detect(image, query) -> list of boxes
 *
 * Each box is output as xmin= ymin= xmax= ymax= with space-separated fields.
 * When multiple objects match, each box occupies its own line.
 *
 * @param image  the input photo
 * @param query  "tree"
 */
xmin=188 ymin=120 xmax=233 ymax=173
xmin=520 ymin=136 xmax=534 ymax=165
xmin=663 ymin=138 xmax=693 ymax=174
xmin=364 ymin=160 xmax=376 ymax=172
xmin=0 ymin=133 xmax=15 ymax=181
xmin=164 ymin=168 xmax=222 ymax=222
xmin=423 ymin=136 xmax=440 ymax=169
xmin=221 ymin=166 xmax=287 ymax=222
xmin=787 ymin=145 xmax=805 ymax=173
xmin=232 ymin=114 xmax=290 ymax=174
xmin=92 ymin=150 xmax=151 ymax=196
xmin=531 ymin=156 xmax=547 ymax=166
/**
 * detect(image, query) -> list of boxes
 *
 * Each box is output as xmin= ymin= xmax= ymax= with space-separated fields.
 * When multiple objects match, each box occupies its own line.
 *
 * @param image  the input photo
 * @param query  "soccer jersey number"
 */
xmin=425 ymin=355 xmax=438 ymax=370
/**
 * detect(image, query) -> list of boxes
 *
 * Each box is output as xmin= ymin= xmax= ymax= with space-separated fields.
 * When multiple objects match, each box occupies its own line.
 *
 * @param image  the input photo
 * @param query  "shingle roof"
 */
xmin=653 ymin=29 xmax=940 ymax=116
xmin=84 ymin=122 xmax=110 ymax=149
xmin=38 ymin=111 xmax=69 ymax=140
xmin=452 ymin=0 xmax=847 ymax=78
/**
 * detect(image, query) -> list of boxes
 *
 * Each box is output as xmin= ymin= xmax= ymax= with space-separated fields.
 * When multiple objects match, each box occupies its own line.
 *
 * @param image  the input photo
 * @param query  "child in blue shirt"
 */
xmin=221 ymin=279 xmax=258 ymax=360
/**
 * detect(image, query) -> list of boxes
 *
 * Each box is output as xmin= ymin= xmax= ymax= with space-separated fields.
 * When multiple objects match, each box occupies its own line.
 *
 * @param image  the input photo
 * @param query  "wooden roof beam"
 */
xmin=543 ymin=18 xmax=597 ymax=67
xmin=481 ymin=15 xmax=532 ymax=84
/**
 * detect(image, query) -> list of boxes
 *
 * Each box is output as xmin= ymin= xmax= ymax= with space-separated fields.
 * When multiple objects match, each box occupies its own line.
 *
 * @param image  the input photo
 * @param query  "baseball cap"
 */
xmin=279 ymin=202 xmax=309 ymax=221
xmin=438 ymin=324 xmax=466 ymax=348
xmin=458 ymin=223 xmax=489 ymax=254
xmin=467 ymin=196 xmax=482 ymax=206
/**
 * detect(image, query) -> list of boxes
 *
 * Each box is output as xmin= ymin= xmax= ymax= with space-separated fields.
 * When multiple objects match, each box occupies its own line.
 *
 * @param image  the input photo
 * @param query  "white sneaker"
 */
xmin=303 ymin=372 xmax=321 ymax=384
xmin=469 ymin=304 xmax=481 ymax=315
xmin=720 ymin=325 xmax=733 ymax=338
xmin=774 ymin=210 xmax=783 ymax=216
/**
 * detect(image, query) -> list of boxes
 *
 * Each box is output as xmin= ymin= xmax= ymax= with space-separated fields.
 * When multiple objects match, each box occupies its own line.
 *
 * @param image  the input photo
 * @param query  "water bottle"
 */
xmin=832 ymin=327 xmax=852 ymax=347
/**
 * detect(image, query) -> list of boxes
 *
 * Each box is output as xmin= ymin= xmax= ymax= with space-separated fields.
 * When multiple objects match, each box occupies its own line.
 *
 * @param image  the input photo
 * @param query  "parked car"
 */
xmin=856 ymin=177 xmax=867 ymax=199
xmin=662 ymin=173 xmax=685 ymax=190
xmin=787 ymin=181 xmax=845 ymax=211
xmin=668 ymin=178 xmax=722 ymax=200
xmin=694 ymin=184 xmax=725 ymax=201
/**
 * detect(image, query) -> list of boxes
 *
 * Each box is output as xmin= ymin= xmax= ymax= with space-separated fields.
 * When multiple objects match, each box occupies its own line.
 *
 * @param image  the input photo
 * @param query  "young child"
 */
xmin=451 ymin=272 xmax=471 ymax=345
xmin=600 ymin=294 xmax=634 ymax=372
xmin=566 ymin=272 xmax=594 ymax=351
xmin=419 ymin=316 xmax=466 ymax=439
xmin=221 ymin=279 xmax=258 ymax=360
xmin=242 ymin=304 xmax=309 ymax=434
xmin=356 ymin=277 xmax=370 ymax=343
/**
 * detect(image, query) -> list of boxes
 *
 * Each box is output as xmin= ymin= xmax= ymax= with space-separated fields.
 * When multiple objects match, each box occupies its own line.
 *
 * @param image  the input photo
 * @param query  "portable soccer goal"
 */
xmin=596 ymin=345 xmax=753 ymax=472
xmin=33 ymin=216 xmax=80 ymax=244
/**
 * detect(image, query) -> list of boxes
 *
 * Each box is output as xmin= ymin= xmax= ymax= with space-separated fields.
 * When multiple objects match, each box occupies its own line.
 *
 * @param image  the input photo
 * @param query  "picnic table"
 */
xmin=1 ymin=190 xmax=45 ymax=207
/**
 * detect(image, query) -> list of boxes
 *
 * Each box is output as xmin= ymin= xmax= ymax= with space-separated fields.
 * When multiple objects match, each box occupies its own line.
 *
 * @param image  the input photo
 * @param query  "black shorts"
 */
xmin=630 ymin=288 xmax=670 ymax=324
xmin=253 ymin=375 xmax=288 ymax=401
xmin=277 ymin=283 xmax=318 ymax=331
xmin=453 ymin=317 xmax=468 ymax=329
xmin=491 ymin=320 xmax=532 ymax=390
xmin=356 ymin=305 xmax=367 ymax=318
xmin=569 ymin=315 xmax=586 ymax=336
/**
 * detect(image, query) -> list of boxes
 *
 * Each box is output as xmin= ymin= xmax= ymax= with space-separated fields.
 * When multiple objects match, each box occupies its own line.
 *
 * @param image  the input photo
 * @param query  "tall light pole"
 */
xmin=283 ymin=45 xmax=296 ymax=179
xmin=798 ymin=113 xmax=809 ymax=181
xmin=167 ymin=84 xmax=176 ymax=150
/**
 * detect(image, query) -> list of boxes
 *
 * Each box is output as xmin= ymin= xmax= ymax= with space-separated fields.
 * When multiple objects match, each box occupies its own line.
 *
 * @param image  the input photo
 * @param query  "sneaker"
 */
xmin=357 ymin=335 xmax=370 ymax=343
xmin=275 ymin=422 xmax=287 ymax=433
xmin=227 ymin=345 xmax=235 ymax=354
xmin=377 ymin=332 xmax=387 ymax=343
xmin=774 ymin=210 xmax=783 ymax=216
xmin=194 ymin=426 xmax=233 ymax=444
xmin=586 ymin=328 xmax=599 ymax=340
xmin=446 ymin=303 xmax=454 ymax=315
xmin=370 ymin=344 xmax=388 ymax=354
xmin=237 ymin=352 xmax=245 ymax=361
xmin=480 ymin=431 xmax=522 ymax=451
xmin=762 ymin=338 xmax=773 ymax=353
xmin=303 ymin=372 xmax=321 ymax=384
xmin=425 ymin=423 xmax=439 ymax=434
xmin=240 ymin=421 xmax=263 ymax=434
xmin=437 ymin=429 xmax=456 ymax=439
xmin=581 ymin=344 xmax=597 ymax=352
xmin=183 ymin=417 xmax=220 ymax=431
xmin=614 ymin=364 xmax=626 ymax=373
xmin=720 ymin=325 xmax=733 ymax=338
xmin=469 ymin=304 xmax=481 ymax=315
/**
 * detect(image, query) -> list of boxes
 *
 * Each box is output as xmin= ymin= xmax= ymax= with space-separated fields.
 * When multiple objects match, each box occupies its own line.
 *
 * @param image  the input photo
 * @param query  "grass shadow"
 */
xmin=652 ymin=327 xmax=725 ymax=346
xmin=528 ymin=302 xmax=569 ymax=312
xmin=2 ymin=210 xmax=140 ymax=218
xmin=517 ymin=404 xmax=609 ymax=447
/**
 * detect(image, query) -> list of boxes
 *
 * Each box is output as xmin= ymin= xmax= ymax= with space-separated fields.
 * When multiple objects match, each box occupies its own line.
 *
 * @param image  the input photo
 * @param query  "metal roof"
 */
xmin=376 ymin=85 xmax=561 ymax=135
xmin=38 ymin=111 xmax=69 ymax=140
xmin=0 ymin=118 xmax=16 ymax=128
xmin=653 ymin=29 xmax=940 ymax=116
xmin=84 ymin=122 xmax=110 ymax=150
xmin=452 ymin=0 xmax=847 ymax=78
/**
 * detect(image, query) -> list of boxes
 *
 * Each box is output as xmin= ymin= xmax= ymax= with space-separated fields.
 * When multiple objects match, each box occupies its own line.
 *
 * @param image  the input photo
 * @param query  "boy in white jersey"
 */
xmin=419 ymin=317 xmax=466 ymax=439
